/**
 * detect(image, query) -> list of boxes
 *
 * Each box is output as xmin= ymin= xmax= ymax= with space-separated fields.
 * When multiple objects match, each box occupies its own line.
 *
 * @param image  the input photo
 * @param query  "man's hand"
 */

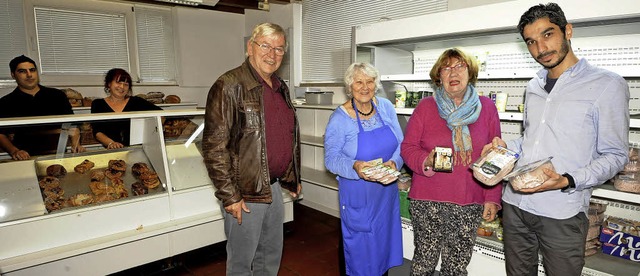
xmin=11 ymin=149 xmax=30 ymax=160
xmin=518 ymin=168 xmax=568 ymax=193
xmin=225 ymin=199 xmax=250 ymax=224
xmin=289 ymin=183 xmax=302 ymax=198
xmin=481 ymin=137 xmax=506 ymax=156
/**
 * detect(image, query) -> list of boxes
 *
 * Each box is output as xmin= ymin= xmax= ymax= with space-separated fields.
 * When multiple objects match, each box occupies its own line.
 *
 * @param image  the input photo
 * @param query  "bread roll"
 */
xmin=146 ymin=91 xmax=165 ymax=98
xmin=164 ymin=95 xmax=181 ymax=104
xmin=46 ymin=164 xmax=67 ymax=178
xmin=63 ymin=88 xmax=83 ymax=107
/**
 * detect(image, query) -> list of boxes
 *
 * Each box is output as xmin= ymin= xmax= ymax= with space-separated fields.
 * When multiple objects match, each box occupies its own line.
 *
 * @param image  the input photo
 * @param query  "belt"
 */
xmin=270 ymin=177 xmax=279 ymax=184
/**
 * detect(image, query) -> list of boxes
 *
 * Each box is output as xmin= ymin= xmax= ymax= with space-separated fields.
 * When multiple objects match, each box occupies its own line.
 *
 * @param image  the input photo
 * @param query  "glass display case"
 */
xmin=0 ymin=109 xmax=298 ymax=276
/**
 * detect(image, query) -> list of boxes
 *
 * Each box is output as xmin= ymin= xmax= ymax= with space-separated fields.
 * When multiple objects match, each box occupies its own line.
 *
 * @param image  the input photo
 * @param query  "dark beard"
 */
xmin=536 ymin=38 xmax=570 ymax=69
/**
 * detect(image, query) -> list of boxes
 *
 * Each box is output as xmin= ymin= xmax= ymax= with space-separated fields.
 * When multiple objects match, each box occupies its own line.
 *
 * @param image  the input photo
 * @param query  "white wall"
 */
xmin=448 ymin=0 xmax=513 ymax=10
xmin=0 ymin=2 xmax=246 ymax=107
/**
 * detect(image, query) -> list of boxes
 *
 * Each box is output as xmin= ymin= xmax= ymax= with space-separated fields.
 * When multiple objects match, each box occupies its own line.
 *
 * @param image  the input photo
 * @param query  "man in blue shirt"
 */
xmin=484 ymin=3 xmax=629 ymax=275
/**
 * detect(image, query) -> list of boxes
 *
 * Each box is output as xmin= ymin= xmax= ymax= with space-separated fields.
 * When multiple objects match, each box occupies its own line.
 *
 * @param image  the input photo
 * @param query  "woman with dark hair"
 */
xmin=91 ymin=68 xmax=161 ymax=149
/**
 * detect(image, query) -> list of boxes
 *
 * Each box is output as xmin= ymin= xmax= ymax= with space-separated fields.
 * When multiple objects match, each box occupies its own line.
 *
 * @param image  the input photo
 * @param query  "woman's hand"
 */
xmin=377 ymin=160 xmax=398 ymax=185
xmin=106 ymin=141 xmax=124 ymax=149
xmin=482 ymin=202 xmax=499 ymax=221
xmin=422 ymin=150 xmax=435 ymax=171
xmin=353 ymin=160 xmax=373 ymax=181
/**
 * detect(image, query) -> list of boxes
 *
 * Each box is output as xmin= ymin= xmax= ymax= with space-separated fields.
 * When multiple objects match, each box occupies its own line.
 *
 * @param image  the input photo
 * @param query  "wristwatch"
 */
xmin=561 ymin=173 xmax=576 ymax=192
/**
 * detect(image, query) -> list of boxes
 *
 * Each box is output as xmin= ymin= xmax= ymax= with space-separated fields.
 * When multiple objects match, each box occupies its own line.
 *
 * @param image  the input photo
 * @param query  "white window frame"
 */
xmin=22 ymin=0 xmax=176 ymax=86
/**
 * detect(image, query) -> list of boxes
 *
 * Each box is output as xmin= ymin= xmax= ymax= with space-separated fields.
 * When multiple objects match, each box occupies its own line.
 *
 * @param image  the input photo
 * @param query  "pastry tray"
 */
xmin=34 ymin=147 xmax=166 ymax=212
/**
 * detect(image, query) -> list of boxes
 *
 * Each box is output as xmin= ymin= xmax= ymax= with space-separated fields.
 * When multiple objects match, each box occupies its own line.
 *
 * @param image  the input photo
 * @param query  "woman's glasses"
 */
xmin=440 ymin=63 xmax=467 ymax=75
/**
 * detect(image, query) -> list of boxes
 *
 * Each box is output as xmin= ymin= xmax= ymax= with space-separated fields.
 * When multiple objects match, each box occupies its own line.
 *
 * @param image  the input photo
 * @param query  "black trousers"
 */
xmin=502 ymin=202 xmax=588 ymax=276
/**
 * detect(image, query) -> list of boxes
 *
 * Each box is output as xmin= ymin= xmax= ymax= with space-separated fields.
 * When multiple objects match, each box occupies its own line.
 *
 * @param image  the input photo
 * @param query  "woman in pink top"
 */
xmin=400 ymin=48 xmax=502 ymax=276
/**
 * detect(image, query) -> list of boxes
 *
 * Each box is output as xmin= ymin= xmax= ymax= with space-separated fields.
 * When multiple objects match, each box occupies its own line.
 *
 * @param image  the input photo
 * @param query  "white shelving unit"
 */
xmin=322 ymin=0 xmax=640 ymax=275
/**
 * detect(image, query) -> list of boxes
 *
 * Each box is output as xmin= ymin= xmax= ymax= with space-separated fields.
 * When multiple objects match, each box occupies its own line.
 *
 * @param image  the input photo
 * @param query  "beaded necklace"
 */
xmin=352 ymin=98 xmax=374 ymax=116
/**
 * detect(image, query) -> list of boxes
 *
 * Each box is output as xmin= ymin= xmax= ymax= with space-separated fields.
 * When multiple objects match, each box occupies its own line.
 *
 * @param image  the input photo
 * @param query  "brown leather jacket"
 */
xmin=202 ymin=60 xmax=300 ymax=207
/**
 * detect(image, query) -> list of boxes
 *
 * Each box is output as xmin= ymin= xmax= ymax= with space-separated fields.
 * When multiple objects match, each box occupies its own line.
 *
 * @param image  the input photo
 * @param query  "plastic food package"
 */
xmin=504 ymin=157 xmax=554 ymax=191
xmin=397 ymin=173 xmax=412 ymax=191
xmin=613 ymin=173 xmax=640 ymax=194
xmin=471 ymin=146 xmax=519 ymax=186
xmin=623 ymin=146 xmax=640 ymax=173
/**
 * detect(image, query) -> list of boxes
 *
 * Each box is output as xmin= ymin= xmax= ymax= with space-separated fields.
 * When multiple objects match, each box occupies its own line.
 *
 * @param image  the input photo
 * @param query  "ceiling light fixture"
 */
xmin=155 ymin=0 xmax=202 ymax=6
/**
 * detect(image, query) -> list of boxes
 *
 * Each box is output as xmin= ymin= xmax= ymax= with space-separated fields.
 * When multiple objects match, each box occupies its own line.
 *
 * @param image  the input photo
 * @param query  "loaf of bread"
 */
xmin=472 ymin=146 xmax=519 ymax=186
xmin=164 ymin=95 xmax=181 ymax=104
xmin=146 ymin=91 xmax=165 ymax=98
xmin=506 ymin=157 xmax=555 ymax=191
xmin=613 ymin=173 xmax=640 ymax=194
xmin=63 ymin=88 xmax=83 ymax=107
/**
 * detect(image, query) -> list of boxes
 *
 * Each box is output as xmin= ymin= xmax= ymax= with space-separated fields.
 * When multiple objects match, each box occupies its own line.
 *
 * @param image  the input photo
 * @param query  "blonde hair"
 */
xmin=247 ymin=23 xmax=288 ymax=56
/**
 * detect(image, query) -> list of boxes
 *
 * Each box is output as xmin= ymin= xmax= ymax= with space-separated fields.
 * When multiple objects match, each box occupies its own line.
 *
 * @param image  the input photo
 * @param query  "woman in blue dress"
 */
xmin=324 ymin=62 xmax=404 ymax=276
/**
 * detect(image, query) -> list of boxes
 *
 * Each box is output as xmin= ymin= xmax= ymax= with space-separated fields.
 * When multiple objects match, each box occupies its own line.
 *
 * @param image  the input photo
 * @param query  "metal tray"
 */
xmin=34 ymin=147 xmax=166 ymax=212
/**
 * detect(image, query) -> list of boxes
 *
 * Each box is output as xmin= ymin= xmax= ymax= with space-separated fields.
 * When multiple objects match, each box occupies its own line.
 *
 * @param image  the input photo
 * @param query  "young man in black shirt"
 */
xmin=0 ymin=55 xmax=84 ymax=160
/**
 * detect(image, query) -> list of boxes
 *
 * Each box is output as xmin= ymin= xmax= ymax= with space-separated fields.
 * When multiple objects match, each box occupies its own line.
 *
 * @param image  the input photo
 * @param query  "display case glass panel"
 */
xmin=0 ymin=117 xmax=167 ymax=223
xmin=162 ymin=115 xmax=212 ymax=190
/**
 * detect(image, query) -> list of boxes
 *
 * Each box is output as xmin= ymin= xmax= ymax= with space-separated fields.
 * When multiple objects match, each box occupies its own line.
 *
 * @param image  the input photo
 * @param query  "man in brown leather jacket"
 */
xmin=202 ymin=23 xmax=301 ymax=276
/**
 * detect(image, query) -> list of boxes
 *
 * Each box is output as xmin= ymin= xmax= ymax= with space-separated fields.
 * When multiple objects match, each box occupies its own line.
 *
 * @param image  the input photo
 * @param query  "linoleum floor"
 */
xmin=111 ymin=203 xmax=347 ymax=276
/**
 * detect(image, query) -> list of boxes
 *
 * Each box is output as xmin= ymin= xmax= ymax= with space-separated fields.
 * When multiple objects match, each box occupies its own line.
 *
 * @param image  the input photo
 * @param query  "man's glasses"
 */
xmin=439 ymin=63 xmax=467 ymax=75
xmin=253 ymin=41 xmax=286 ymax=56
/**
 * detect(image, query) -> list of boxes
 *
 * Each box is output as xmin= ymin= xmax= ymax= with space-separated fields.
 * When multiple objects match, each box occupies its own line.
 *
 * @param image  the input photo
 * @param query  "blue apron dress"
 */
xmin=339 ymin=100 xmax=403 ymax=276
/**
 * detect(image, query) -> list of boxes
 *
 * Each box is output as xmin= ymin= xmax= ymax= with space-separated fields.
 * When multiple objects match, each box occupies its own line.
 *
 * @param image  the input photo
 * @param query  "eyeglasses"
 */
xmin=253 ymin=41 xmax=286 ymax=56
xmin=439 ymin=63 xmax=467 ymax=75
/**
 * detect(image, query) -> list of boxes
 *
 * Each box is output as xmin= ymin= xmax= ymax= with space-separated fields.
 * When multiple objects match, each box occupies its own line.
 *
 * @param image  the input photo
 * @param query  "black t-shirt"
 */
xmin=0 ymin=85 xmax=74 ymax=155
xmin=90 ymin=96 xmax=162 ymax=146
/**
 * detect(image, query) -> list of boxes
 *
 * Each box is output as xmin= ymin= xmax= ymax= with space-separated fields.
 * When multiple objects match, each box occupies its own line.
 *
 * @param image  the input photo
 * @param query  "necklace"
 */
xmin=353 ymin=98 xmax=374 ymax=116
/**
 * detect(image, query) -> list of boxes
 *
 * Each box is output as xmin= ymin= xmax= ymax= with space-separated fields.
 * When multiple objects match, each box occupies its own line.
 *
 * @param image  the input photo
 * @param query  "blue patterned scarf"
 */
xmin=435 ymin=85 xmax=482 ymax=165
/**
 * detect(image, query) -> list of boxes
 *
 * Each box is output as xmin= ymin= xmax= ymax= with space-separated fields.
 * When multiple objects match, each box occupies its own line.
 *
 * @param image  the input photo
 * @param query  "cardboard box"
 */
xmin=599 ymin=227 xmax=640 ymax=249
xmin=601 ymin=243 xmax=640 ymax=262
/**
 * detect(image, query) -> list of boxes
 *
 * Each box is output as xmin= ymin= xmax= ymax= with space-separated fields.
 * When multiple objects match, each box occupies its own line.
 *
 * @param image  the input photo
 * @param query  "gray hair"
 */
xmin=247 ymin=23 xmax=288 ymax=56
xmin=343 ymin=62 xmax=381 ymax=98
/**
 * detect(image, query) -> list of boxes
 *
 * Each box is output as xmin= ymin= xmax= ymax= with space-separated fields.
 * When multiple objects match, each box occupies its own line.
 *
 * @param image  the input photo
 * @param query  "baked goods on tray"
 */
xmin=46 ymin=164 xmax=67 ymax=178
xmin=74 ymin=159 xmax=95 ymax=174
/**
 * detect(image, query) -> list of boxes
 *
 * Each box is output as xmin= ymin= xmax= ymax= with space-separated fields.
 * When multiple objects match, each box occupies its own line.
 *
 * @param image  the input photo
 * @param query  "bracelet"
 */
xmin=107 ymin=142 xmax=114 ymax=148
xmin=424 ymin=166 xmax=436 ymax=177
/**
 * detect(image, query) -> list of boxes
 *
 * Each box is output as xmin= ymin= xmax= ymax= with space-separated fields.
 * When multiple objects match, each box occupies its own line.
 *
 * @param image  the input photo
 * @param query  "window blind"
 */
xmin=34 ymin=7 xmax=129 ymax=75
xmin=0 ymin=0 xmax=27 ymax=80
xmin=302 ymin=0 xmax=447 ymax=83
xmin=135 ymin=7 xmax=176 ymax=82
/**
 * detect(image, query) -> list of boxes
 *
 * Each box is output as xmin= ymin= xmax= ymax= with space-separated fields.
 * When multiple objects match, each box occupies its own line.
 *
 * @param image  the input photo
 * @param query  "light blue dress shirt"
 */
xmin=504 ymin=58 xmax=629 ymax=219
